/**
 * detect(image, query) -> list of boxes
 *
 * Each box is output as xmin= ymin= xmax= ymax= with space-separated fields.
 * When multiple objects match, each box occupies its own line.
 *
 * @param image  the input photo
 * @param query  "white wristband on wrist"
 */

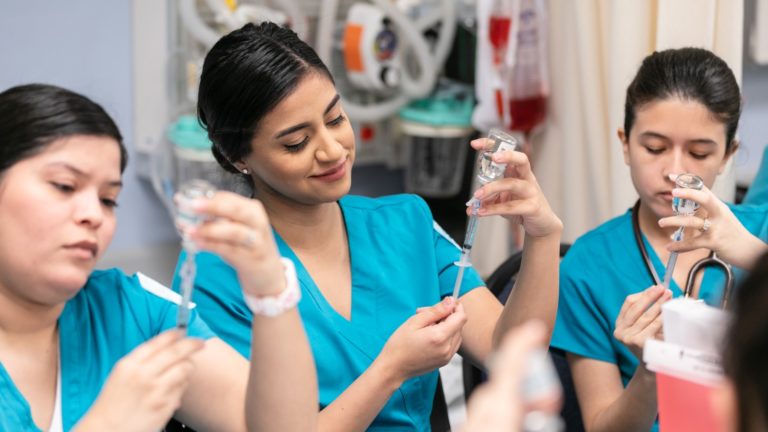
xmin=244 ymin=258 xmax=301 ymax=317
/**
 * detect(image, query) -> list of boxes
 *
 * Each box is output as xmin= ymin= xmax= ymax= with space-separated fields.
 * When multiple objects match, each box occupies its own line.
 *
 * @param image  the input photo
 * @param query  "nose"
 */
xmin=314 ymin=127 xmax=345 ymax=162
xmin=663 ymin=147 xmax=687 ymax=180
xmin=74 ymin=191 xmax=104 ymax=228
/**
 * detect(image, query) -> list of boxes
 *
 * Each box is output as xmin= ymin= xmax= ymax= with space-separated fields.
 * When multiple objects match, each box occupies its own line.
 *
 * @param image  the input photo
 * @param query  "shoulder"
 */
xmin=728 ymin=203 xmax=768 ymax=237
xmin=83 ymin=268 xmax=182 ymax=306
xmin=566 ymin=211 xmax=632 ymax=260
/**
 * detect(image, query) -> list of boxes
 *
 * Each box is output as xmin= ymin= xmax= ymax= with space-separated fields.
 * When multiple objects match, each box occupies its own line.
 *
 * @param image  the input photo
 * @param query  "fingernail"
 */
xmin=474 ymin=189 xmax=484 ymax=199
xmin=443 ymin=297 xmax=454 ymax=307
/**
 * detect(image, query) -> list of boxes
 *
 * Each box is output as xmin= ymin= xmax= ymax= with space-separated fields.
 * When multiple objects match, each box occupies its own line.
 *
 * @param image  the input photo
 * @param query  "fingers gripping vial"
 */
xmin=174 ymin=179 xmax=217 ymax=330
xmin=452 ymin=129 xmax=520 ymax=299
xmin=662 ymin=174 xmax=704 ymax=290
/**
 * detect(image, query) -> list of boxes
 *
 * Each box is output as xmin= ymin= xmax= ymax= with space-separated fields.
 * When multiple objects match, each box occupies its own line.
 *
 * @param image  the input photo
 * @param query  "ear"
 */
xmin=718 ymin=140 xmax=740 ymax=175
xmin=232 ymin=161 xmax=250 ymax=175
xmin=618 ymin=128 xmax=630 ymax=165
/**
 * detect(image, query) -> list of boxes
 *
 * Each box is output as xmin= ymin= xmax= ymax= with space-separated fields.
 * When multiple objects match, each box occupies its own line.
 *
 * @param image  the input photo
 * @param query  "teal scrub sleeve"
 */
xmin=551 ymin=240 xmax=618 ymax=364
xmin=744 ymin=146 xmax=768 ymax=205
xmin=118 ymin=271 xmax=214 ymax=340
xmin=172 ymin=251 xmax=253 ymax=358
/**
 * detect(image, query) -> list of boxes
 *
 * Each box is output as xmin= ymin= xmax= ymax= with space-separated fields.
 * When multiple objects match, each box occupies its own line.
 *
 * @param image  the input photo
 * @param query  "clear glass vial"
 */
xmin=477 ymin=128 xmax=520 ymax=184
xmin=672 ymin=173 xmax=704 ymax=215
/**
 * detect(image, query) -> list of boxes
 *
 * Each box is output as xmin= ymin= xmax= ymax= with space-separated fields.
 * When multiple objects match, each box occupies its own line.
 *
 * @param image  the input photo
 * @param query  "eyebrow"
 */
xmin=638 ymin=131 xmax=718 ymax=146
xmin=48 ymin=162 xmax=123 ymax=187
xmin=274 ymin=94 xmax=342 ymax=139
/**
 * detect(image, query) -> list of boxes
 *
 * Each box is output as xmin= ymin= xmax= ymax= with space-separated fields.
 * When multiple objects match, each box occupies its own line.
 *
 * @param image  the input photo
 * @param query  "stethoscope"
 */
xmin=631 ymin=200 xmax=734 ymax=309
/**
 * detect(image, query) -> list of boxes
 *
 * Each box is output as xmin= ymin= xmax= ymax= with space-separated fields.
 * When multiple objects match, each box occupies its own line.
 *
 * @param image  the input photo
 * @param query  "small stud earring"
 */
xmin=242 ymin=168 xmax=249 ymax=175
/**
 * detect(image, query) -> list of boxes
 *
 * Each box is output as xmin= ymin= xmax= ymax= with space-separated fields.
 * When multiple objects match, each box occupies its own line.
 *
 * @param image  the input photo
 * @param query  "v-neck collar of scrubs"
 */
xmin=0 ymin=312 xmax=73 ymax=432
xmin=272 ymin=197 xmax=377 ymax=332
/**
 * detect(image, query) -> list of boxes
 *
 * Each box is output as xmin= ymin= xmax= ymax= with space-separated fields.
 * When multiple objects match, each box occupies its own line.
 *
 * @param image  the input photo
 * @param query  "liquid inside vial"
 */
xmin=175 ymin=179 xmax=217 ymax=242
xmin=477 ymin=129 xmax=519 ymax=184
xmin=671 ymin=173 xmax=704 ymax=215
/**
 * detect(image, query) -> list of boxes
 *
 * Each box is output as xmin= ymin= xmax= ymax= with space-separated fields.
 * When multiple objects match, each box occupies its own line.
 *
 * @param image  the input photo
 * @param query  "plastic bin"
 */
xmin=399 ymin=83 xmax=475 ymax=197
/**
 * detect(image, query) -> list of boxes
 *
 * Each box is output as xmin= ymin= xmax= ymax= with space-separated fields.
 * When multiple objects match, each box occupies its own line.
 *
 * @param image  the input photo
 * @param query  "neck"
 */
xmin=257 ymin=191 xmax=343 ymax=251
xmin=0 ymin=284 xmax=62 ymax=341
xmin=637 ymin=201 xmax=677 ymax=246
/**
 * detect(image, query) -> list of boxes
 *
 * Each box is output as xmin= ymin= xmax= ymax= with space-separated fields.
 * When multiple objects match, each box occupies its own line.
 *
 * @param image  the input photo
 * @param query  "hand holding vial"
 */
xmin=176 ymin=185 xmax=287 ymax=300
xmin=469 ymin=130 xmax=562 ymax=239
xmin=659 ymin=174 xmax=768 ymax=269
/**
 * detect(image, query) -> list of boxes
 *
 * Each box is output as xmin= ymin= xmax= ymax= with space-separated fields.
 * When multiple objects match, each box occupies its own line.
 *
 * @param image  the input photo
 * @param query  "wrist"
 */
xmin=243 ymin=258 xmax=301 ymax=317
xmin=370 ymin=354 xmax=406 ymax=391
xmin=634 ymin=362 xmax=657 ymax=385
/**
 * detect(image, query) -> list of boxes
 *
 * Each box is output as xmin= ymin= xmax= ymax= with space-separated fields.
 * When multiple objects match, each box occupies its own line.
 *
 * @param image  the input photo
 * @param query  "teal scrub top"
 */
xmin=0 ymin=269 xmax=213 ymax=431
xmin=551 ymin=203 xmax=768 ymax=431
xmin=744 ymin=145 xmax=768 ymax=205
xmin=175 ymin=194 xmax=485 ymax=431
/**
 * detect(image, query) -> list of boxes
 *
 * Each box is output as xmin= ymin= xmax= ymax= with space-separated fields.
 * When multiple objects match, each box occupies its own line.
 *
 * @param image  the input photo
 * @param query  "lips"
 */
xmin=64 ymin=241 xmax=98 ymax=258
xmin=311 ymin=159 xmax=348 ymax=182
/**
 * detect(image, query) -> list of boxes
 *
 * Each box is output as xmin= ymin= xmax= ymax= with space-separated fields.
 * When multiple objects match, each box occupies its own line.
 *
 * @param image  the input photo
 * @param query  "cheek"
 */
xmin=98 ymin=216 xmax=118 ymax=252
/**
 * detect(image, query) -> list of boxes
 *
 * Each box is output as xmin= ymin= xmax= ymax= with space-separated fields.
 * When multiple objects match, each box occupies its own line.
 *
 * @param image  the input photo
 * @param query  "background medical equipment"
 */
xmin=174 ymin=179 xmax=217 ymax=330
xmin=452 ymin=128 xmax=520 ymax=298
xmin=399 ymin=81 xmax=475 ymax=197
xmin=662 ymin=173 xmax=705 ymax=289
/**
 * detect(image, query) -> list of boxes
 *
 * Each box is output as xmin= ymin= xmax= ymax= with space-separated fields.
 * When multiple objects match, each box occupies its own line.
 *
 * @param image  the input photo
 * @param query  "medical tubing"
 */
xmin=179 ymin=0 xmax=221 ymax=48
xmin=371 ymin=0 xmax=437 ymax=98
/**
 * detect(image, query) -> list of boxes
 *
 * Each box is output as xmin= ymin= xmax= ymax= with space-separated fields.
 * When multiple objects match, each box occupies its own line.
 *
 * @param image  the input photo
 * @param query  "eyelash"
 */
xmin=643 ymin=146 xmax=709 ymax=161
xmin=51 ymin=182 xmax=119 ymax=208
xmin=283 ymin=114 xmax=347 ymax=153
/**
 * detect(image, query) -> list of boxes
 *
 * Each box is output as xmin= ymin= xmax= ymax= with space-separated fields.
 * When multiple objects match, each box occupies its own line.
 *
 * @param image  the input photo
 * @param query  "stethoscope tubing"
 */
xmin=631 ymin=200 xmax=734 ymax=309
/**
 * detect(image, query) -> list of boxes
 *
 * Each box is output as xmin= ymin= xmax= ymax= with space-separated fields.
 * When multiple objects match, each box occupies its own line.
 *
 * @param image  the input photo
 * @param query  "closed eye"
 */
xmin=328 ymin=114 xmax=346 ymax=127
xmin=285 ymin=136 xmax=309 ymax=153
xmin=101 ymin=198 xmax=119 ymax=208
xmin=51 ymin=182 xmax=75 ymax=193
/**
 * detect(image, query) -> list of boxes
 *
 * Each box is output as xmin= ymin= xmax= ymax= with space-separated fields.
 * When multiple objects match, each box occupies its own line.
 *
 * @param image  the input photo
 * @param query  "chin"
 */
xmin=48 ymin=267 xmax=92 ymax=299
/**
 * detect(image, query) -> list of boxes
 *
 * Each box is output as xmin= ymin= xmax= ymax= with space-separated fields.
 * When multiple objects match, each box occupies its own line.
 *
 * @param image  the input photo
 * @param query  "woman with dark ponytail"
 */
xmin=550 ymin=48 xmax=768 ymax=431
xmin=179 ymin=22 xmax=563 ymax=431
xmin=0 ymin=83 xmax=316 ymax=431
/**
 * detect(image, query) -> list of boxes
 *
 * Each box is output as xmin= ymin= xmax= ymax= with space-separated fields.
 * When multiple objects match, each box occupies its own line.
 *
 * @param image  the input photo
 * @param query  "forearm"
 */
xmin=318 ymin=356 xmax=402 ymax=432
xmin=586 ymin=365 xmax=658 ymax=432
xmin=493 ymin=231 xmax=561 ymax=346
xmin=728 ymin=234 xmax=768 ymax=270
xmin=246 ymin=310 xmax=318 ymax=432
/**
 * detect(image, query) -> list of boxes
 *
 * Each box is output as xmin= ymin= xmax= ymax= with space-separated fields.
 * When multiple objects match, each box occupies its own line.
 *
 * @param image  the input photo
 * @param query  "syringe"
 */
xmin=661 ymin=173 xmax=704 ymax=290
xmin=452 ymin=129 xmax=519 ymax=299
xmin=174 ymin=179 xmax=217 ymax=331
xmin=452 ymin=198 xmax=482 ymax=298
xmin=661 ymin=227 xmax=684 ymax=289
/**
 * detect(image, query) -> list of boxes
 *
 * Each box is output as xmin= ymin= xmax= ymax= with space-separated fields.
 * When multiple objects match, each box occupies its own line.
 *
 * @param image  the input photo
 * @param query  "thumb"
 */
xmin=412 ymin=297 xmax=456 ymax=327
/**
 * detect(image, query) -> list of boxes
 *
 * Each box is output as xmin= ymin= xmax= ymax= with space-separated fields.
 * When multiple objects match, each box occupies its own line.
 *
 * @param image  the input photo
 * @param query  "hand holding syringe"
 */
xmin=452 ymin=129 xmax=520 ymax=299
xmin=662 ymin=173 xmax=704 ymax=289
